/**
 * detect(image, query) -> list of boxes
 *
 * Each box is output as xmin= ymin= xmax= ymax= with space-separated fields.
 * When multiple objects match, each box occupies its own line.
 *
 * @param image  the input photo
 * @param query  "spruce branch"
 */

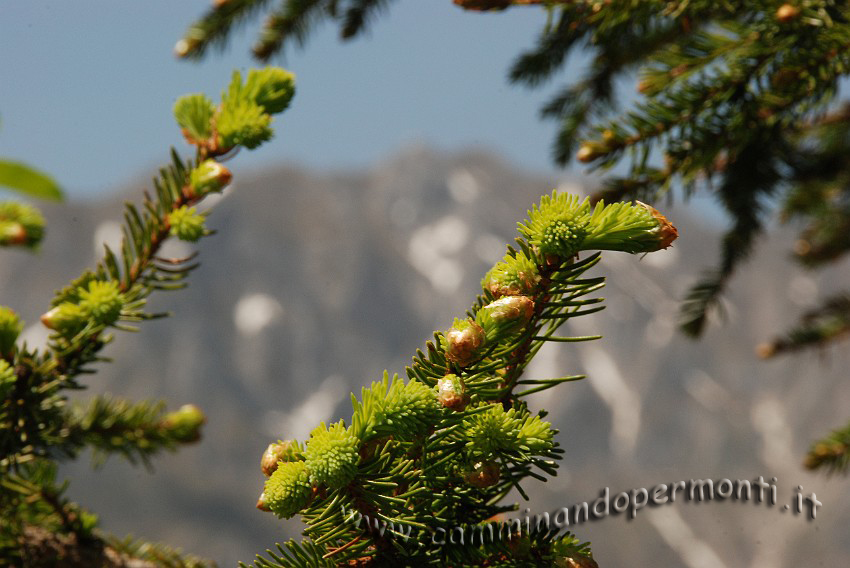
xmin=0 ymin=67 xmax=294 ymax=472
xmin=101 ymin=535 xmax=214 ymax=568
xmin=0 ymin=460 xmax=121 ymax=566
xmin=1 ymin=66 xmax=295 ymax=567
xmin=178 ymin=0 xmax=401 ymax=62
xmin=757 ymin=293 xmax=850 ymax=359
xmin=499 ymin=3 xmax=850 ymax=348
xmin=63 ymin=397 xmax=205 ymax=469
xmin=251 ymin=0 xmax=327 ymax=61
xmin=175 ymin=0 xmax=276 ymax=59
xmin=338 ymin=0 xmax=393 ymax=41
xmin=248 ymin=194 xmax=676 ymax=566
xmin=804 ymin=419 xmax=850 ymax=475
xmin=679 ymin=133 xmax=782 ymax=337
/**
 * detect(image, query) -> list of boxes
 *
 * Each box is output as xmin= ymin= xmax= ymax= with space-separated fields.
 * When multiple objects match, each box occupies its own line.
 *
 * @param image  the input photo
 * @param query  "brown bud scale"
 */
xmin=445 ymin=322 xmax=486 ymax=367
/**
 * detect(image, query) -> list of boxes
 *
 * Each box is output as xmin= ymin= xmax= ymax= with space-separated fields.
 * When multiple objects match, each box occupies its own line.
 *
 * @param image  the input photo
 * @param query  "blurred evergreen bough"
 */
xmin=0 ymin=67 xmax=295 ymax=567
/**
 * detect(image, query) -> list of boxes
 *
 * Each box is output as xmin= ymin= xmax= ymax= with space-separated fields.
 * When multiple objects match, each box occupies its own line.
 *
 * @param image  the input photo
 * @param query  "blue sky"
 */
xmin=1 ymin=1 xmax=577 ymax=199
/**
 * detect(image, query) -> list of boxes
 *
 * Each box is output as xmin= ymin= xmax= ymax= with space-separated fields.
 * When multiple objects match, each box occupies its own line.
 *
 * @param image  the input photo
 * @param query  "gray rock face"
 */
xmin=4 ymin=147 xmax=848 ymax=566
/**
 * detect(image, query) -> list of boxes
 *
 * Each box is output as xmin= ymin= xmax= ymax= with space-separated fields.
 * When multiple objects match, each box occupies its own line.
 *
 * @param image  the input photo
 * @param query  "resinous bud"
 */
xmin=483 ymin=251 xmax=540 ymax=299
xmin=463 ymin=460 xmax=501 ymax=488
xmin=444 ymin=319 xmax=486 ymax=367
xmin=636 ymin=201 xmax=679 ymax=250
xmin=0 ymin=222 xmax=26 ymax=245
xmin=436 ymin=374 xmax=469 ymax=411
xmin=174 ymin=37 xmax=200 ymax=58
xmin=261 ymin=440 xmax=301 ymax=476
xmin=256 ymin=491 xmax=271 ymax=512
xmin=40 ymin=303 xmax=87 ymax=334
xmin=576 ymin=142 xmax=607 ymax=163
xmin=189 ymin=160 xmax=232 ymax=197
xmin=477 ymin=296 xmax=535 ymax=339
xmin=486 ymin=295 xmax=534 ymax=325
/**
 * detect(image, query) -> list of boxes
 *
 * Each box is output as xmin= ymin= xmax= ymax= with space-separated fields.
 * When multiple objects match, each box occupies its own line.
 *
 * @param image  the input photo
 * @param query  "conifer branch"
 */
xmin=679 ymin=134 xmax=782 ymax=336
xmin=804 ymin=419 xmax=850 ymax=475
xmin=249 ymin=193 xmax=676 ymax=566
xmin=338 ymin=0 xmax=393 ymax=40
xmin=176 ymin=0 xmax=275 ymax=59
xmin=0 ymin=67 xmax=295 ymax=473
xmin=757 ymin=294 xmax=850 ymax=359
xmin=63 ymin=397 xmax=205 ymax=468
xmin=178 ymin=0 xmax=399 ymax=62
xmin=1 ymin=67 xmax=295 ymax=567
xmin=252 ymin=0 xmax=327 ymax=61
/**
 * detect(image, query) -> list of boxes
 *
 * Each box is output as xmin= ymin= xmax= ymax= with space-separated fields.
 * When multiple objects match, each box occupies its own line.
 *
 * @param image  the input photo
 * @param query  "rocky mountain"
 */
xmin=2 ymin=147 xmax=849 ymax=567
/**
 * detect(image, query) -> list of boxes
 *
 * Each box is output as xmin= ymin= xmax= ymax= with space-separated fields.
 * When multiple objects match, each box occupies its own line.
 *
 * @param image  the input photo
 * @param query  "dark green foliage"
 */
xmin=782 ymin=106 xmax=850 ymax=267
xmin=500 ymin=2 xmax=850 ymax=352
xmin=176 ymin=0 xmax=276 ymax=59
xmin=338 ymin=0 xmax=392 ymax=40
xmin=253 ymin=0 xmax=333 ymax=61
xmin=177 ymin=0 xmax=399 ymax=61
xmin=1 ymin=458 xmax=214 ymax=567
xmin=503 ymin=0 xmax=850 ymax=474
xmin=679 ymin=133 xmax=784 ymax=336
